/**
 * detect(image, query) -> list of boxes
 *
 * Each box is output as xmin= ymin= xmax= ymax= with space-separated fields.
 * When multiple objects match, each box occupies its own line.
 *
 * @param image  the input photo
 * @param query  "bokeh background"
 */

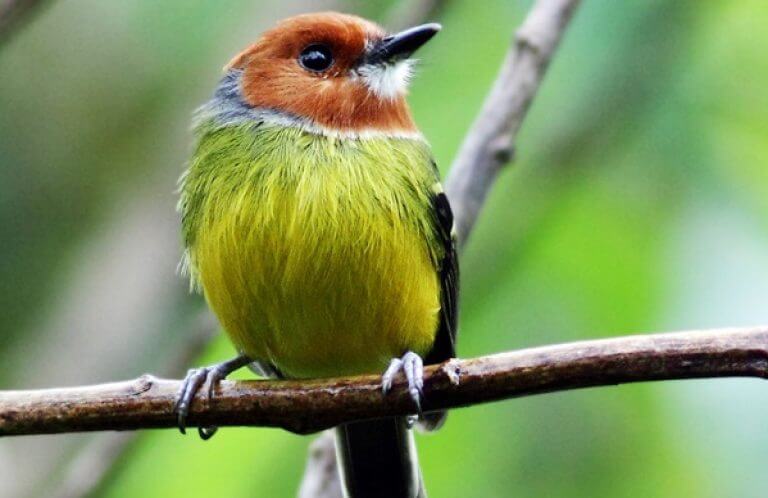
xmin=2 ymin=0 xmax=768 ymax=497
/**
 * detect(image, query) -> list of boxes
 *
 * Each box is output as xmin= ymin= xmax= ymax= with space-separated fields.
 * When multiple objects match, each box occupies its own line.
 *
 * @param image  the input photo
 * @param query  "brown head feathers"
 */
xmin=228 ymin=13 xmax=430 ymax=135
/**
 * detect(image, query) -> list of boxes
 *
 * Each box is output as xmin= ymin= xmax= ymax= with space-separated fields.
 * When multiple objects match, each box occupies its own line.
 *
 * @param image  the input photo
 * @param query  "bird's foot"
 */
xmin=381 ymin=351 xmax=424 ymax=413
xmin=174 ymin=354 xmax=250 ymax=440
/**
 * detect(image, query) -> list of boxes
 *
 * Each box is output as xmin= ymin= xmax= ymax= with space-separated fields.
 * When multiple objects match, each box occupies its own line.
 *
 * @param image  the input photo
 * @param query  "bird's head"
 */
xmin=224 ymin=12 xmax=440 ymax=137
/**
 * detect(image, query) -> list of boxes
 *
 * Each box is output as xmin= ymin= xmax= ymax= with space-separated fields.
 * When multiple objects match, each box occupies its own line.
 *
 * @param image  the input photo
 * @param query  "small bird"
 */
xmin=176 ymin=12 xmax=458 ymax=498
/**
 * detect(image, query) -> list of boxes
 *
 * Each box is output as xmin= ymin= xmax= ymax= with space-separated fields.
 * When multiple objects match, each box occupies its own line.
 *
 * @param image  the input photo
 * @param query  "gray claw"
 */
xmin=381 ymin=351 xmax=425 ymax=413
xmin=175 ymin=368 xmax=208 ymax=435
xmin=174 ymin=354 xmax=251 ymax=440
xmin=382 ymin=358 xmax=403 ymax=394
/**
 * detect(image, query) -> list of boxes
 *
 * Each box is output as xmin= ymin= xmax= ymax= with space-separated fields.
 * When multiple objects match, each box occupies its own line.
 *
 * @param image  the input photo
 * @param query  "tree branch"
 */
xmin=2 ymin=326 xmax=767 ymax=437
xmin=445 ymin=0 xmax=581 ymax=246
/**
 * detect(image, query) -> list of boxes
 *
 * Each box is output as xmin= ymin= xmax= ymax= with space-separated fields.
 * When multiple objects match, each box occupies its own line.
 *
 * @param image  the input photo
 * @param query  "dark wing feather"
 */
xmin=425 ymin=189 xmax=459 ymax=366
xmin=420 ymin=183 xmax=459 ymax=432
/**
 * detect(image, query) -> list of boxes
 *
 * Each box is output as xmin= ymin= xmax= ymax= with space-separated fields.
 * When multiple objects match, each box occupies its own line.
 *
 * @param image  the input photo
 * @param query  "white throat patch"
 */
xmin=356 ymin=60 xmax=415 ymax=100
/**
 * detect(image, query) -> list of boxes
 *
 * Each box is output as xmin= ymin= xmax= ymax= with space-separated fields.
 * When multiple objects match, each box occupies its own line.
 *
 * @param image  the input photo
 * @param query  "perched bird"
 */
xmin=176 ymin=12 xmax=458 ymax=498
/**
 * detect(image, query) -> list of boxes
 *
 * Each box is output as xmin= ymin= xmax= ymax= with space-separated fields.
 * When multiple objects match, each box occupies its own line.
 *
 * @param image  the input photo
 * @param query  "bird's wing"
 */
xmin=419 ymin=177 xmax=459 ymax=432
xmin=425 ymin=184 xmax=459 ymax=367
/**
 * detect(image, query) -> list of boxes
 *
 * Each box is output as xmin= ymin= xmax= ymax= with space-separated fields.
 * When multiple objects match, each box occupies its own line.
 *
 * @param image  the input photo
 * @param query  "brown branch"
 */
xmin=2 ymin=326 xmax=767 ymax=437
xmin=445 ymin=0 xmax=581 ymax=247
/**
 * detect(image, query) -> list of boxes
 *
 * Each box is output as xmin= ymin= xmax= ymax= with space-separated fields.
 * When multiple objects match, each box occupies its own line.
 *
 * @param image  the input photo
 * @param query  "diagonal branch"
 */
xmin=2 ymin=326 xmax=767 ymax=437
xmin=445 ymin=0 xmax=581 ymax=247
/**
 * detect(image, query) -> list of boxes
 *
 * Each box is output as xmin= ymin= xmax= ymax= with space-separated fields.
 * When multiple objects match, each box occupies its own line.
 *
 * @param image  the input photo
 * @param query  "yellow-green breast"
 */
xmin=180 ymin=122 xmax=444 ymax=378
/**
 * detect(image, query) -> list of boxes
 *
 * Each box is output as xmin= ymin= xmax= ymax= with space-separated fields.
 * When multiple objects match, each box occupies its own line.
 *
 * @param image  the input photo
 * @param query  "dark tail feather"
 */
xmin=335 ymin=417 xmax=425 ymax=498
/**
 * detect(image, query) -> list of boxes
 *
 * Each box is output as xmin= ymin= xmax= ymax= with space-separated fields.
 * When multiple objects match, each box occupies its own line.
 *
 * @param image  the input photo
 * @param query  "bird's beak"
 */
xmin=367 ymin=23 xmax=441 ymax=64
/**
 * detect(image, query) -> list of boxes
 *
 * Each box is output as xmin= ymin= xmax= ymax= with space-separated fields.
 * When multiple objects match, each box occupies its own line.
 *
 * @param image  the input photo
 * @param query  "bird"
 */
xmin=175 ymin=12 xmax=458 ymax=498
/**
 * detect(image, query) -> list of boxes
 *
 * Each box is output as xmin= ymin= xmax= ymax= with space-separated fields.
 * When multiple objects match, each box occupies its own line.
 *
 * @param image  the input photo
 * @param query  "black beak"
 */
xmin=367 ymin=23 xmax=441 ymax=64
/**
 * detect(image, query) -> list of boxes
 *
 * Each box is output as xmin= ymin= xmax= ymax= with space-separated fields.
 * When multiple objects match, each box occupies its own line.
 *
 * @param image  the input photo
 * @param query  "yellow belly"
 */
xmin=194 ymin=153 xmax=440 ymax=379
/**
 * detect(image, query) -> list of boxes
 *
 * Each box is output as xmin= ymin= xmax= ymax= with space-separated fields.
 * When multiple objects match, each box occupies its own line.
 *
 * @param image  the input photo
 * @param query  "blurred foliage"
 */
xmin=1 ymin=0 xmax=768 ymax=497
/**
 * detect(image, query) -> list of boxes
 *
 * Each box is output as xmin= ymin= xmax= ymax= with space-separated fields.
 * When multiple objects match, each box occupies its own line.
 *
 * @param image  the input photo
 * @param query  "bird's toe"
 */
xmin=382 ymin=357 xmax=404 ymax=395
xmin=175 ymin=367 xmax=210 ymax=435
xmin=381 ymin=351 xmax=425 ymax=413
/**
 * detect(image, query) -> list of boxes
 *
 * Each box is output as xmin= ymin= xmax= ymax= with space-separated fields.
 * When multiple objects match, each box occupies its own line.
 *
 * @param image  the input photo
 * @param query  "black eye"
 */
xmin=298 ymin=44 xmax=334 ymax=72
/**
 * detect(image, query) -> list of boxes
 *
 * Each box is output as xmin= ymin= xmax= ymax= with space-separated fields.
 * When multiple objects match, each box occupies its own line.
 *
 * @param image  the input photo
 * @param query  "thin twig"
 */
xmin=2 ymin=326 xmax=767 ymax=437
xmin=445 ymin=0 xmax=581 ymax=247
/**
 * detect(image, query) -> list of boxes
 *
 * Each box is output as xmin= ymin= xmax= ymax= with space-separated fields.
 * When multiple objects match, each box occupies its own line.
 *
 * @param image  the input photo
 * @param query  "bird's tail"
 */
xmin=335 ymin=417 xmax=425 ymax=498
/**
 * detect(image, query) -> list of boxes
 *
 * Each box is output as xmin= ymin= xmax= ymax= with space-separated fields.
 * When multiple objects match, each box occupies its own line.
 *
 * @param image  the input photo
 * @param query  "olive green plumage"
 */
xmin=179 ymin=120 xmax=456 ymax=379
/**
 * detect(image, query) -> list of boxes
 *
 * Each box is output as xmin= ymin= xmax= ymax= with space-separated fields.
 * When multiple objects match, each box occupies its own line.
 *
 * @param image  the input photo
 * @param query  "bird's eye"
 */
xmin=298 ymin=44 xmax=334 ymax=72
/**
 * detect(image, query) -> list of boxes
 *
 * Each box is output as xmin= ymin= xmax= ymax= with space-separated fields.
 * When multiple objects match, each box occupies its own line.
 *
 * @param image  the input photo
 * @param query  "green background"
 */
xmin=1 ymin=1 xmax=767 ymax=497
